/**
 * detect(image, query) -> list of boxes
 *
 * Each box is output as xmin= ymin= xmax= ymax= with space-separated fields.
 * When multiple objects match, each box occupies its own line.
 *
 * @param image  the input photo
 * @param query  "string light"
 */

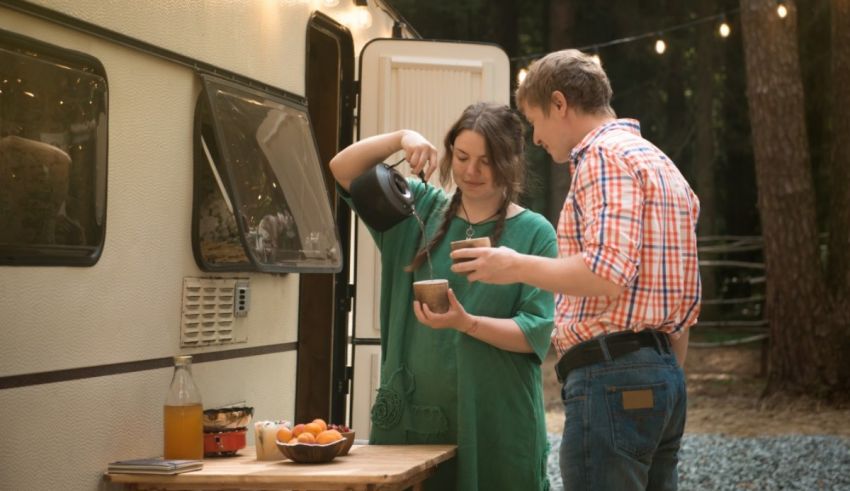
xmin=511 ymin=7 xmax=746 ymax=64
xmin=508 ymin=6 xmax=785 ymax=82
xmin=718 ymin=17 xmax=731 ymax=38
xmin=517 ymin=67 xmax=528 ymax=85
xmin=654 ymin=37 xmax=667 ymax=55
xmin=355 ymin=9 xmax=372 ymax=28
xmin=776 ymin=1 xmax=788 ymax=19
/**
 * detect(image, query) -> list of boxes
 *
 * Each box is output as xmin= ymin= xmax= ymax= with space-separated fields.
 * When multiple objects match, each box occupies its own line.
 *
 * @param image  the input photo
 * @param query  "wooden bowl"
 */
xmin=275 ymin=438 xmax=345 ymax=463
xmin=337 ymin=431 xmax=355 ymax=456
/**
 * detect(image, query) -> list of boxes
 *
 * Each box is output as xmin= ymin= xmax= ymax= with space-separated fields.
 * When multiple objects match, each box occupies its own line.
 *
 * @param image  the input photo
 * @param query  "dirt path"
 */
xmin=543 ymin=343 xmax=850 ymax=436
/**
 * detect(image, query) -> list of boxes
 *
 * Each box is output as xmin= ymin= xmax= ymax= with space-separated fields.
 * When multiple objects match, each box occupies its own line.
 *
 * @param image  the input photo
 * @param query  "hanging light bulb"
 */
xmin=654 ymin=37 xmax=667 ymax=55
xmin=776 ymin=1 xmax=788 ymax=19
xmin=517 ymin=67 xmax=528 ymax=85
xmin=718 ymin=18 xmax=731 ymax=38
xmin=352 ymin=7 xmax=372 ymax=28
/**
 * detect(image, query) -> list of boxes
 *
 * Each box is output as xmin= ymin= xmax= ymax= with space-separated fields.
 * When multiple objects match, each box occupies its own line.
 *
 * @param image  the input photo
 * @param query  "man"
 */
xmin=451 ymin=49 xmax=701 ymax=490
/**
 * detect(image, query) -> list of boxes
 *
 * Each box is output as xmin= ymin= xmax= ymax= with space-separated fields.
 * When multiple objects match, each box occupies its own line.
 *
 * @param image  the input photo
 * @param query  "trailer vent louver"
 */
xmin=180 ymin=277 xmax=248 ymax=347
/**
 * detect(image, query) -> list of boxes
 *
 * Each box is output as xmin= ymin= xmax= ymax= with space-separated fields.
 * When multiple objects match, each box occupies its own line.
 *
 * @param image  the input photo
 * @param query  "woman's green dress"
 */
xmin=343 ymin=179 xmax=557 ymax=490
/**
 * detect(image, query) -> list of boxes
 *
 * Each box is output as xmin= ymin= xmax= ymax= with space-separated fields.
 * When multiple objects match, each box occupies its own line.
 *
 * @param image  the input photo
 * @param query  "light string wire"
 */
xmin=510 ymin=7 xmax=742 ymax=63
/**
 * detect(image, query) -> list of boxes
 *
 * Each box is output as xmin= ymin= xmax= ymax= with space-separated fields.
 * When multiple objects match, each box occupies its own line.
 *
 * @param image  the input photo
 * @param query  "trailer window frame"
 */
xmin=0 ymin=28 xmax=108 ymax=267
xmin=191 ymin=73 xmax=343 ymax=274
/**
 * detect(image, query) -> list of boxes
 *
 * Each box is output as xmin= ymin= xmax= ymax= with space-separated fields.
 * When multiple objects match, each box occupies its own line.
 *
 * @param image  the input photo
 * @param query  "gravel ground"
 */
xmin=546 ymin=433 xmax=850 ymax=490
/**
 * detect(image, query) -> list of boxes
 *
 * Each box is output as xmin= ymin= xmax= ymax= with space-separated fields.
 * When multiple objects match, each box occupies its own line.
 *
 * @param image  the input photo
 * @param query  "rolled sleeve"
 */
xmin=582 ymin=243 xmax=638 ymax=287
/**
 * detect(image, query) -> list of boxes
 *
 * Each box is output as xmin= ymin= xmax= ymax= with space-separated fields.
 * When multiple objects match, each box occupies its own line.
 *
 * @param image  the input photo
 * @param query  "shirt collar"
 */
xmin=569 ymin=118 xmax=642 ymax=165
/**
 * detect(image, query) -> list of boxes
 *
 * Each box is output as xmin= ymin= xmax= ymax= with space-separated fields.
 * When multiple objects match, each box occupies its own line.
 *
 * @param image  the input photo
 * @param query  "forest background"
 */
xmin=385 ymin=0 xmax=850 ymax=400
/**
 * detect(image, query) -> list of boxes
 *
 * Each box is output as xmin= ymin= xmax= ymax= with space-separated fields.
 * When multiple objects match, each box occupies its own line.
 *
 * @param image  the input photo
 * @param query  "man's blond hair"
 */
xmin=516 ymin=49 xmax=615 ymax=117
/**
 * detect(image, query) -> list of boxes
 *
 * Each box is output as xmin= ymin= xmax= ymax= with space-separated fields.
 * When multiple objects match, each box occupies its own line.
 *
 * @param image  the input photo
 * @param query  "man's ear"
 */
xmin=550 ymin=91 xmax=568 ymax=116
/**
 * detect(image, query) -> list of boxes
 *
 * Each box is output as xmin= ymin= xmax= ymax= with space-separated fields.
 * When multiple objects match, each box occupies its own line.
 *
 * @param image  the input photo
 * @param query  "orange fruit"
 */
xmin=303 ymin=422 xmax=323 ymax=436
xmin=276 ymin=427 xmax=292 ymax=443
xmin=297 ymin=432 xmax=316 ymax=444
xmin=288 ymin=437 xmax=299 ymax=444
xmin=316 ymin=429 xmax=343 ymax=444
xmin=312 ymin=418 xmax=328 ymax=432
xmin=291 ymin=423 xmax=306 ymax=437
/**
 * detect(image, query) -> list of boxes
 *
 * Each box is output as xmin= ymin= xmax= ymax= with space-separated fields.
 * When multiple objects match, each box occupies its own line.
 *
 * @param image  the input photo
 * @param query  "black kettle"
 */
xmin=350 ymin=162 xmax=415 ymax=232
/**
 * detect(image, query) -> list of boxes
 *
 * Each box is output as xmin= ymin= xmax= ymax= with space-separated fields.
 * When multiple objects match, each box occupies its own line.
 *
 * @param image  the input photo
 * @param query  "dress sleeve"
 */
xmin=336 ymin=179 xmax=441 ymax=254
xmin=512 ymin=219 xmax=559 ymax=364
xmin=574 ymin=146 xmax=643 ymax=287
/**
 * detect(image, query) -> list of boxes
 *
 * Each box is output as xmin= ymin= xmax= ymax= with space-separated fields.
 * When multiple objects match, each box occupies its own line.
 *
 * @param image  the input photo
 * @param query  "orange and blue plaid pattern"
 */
xmin=553 ymin=119 xmax=701 ymax=356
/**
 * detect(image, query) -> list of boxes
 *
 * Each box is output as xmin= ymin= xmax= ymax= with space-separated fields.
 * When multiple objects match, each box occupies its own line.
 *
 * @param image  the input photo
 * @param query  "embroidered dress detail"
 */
xmin=371 ymin=387 xmax=403 ymax=429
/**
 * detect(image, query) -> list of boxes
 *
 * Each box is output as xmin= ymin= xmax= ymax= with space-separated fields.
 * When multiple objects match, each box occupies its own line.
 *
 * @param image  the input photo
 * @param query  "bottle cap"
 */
xmin=174 ymin=355 xmax=193 ymax=365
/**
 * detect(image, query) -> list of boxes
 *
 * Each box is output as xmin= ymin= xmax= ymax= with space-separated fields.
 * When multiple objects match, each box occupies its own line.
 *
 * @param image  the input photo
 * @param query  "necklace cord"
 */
xmin=460 ymin=199 xmax=501 ymax=240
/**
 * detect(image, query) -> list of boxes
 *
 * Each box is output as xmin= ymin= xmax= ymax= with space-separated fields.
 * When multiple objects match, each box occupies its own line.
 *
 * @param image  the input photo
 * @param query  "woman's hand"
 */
xmin=413 ymin=289 xmax=471 ymax=331
xmin=400 ymin=130 xmax=439 ymax=181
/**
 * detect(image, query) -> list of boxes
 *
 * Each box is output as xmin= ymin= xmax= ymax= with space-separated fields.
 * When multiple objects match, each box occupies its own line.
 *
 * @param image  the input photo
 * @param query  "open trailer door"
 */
xmin=350 ymin=39 xmax=510 ymax=435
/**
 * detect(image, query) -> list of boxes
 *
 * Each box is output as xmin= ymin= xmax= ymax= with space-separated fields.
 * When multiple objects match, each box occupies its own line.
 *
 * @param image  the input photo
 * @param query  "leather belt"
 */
xmin=555 ymin=330 xmax=671 ymax=383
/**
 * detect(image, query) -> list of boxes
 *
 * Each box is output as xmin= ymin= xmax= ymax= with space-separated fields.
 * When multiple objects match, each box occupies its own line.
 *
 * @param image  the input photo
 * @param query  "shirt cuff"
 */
xmin=582 ymin=244 xmax=638 ymax=287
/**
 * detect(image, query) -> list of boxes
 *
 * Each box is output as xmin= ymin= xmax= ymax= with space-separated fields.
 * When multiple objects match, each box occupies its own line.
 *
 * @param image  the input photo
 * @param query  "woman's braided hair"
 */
xmin=406 ymin=102 xmax=526 ymax=272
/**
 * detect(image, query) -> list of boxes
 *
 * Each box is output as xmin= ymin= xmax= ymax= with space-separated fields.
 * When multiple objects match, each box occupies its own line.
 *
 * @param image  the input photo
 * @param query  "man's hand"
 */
xmin=450 ymin=246 xmax=520 ymax=284
xmin=413 ymin=289 xmax=471 ymax=331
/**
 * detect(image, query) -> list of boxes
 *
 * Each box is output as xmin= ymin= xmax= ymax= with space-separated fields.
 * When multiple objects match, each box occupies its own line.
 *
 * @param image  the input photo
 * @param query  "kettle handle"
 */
xmin=387 ymin=157 xmax=426 ymax=183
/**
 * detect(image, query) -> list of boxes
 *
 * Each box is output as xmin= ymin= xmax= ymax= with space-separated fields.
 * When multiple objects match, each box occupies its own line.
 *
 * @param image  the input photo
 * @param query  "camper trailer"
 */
xmin=0 ymin=1 xmax=509 ymax=488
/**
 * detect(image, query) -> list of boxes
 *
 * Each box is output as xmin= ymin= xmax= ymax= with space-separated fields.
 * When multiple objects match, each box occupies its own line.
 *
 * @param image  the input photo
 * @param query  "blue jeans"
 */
xmin=559 ymin=344 xmax=686 ymax=491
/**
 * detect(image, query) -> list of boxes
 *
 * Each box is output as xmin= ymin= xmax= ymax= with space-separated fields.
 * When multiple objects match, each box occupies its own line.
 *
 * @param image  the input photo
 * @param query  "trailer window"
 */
xmin=0 ymin=30 xmax=107 ymax=266
xmin=192 ymin=75 xmax=342 ymax=273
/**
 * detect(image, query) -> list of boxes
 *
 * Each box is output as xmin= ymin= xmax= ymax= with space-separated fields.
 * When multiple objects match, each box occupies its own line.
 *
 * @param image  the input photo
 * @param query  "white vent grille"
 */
xmin=180 ymin=278 xmax=246 ymax=347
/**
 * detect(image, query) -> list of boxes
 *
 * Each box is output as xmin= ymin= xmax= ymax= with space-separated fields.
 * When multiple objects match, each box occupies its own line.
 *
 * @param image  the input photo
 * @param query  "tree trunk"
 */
xmin=739 ymin=0 xmax=837 ymax=394
xmin=547 ymin=0 xmax=575 ymax=50
xmin=828 ymin=0 xmax=850 ymax=297
xmin=491 ymin=0 xmax=519 ymax=63
xmin=663 ymin=0 xmax=690 ymax=167
xmin=694 ymin=0 xmax=718 ymax=298
xmin=546 ymin=0 xmax=574 ymax=224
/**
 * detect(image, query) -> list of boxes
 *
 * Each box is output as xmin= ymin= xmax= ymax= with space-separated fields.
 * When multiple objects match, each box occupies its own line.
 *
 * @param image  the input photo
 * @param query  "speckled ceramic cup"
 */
xmin=450 ymin=236 xmax=491 ymax=262
xmin=413 ymin=279 xmax=450 ymax=314
xmin=450 ymin=236 xmax=491 ymax=274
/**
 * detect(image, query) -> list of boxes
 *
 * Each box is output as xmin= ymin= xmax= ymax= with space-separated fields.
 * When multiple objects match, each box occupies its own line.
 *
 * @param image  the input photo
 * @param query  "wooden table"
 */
xmin=105 ymin=444 xmax=457 ymax=491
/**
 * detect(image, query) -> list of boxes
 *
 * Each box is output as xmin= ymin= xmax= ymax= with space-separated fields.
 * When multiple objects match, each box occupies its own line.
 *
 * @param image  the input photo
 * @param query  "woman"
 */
xmin=330 ymin=102 xmax=556 ymax=490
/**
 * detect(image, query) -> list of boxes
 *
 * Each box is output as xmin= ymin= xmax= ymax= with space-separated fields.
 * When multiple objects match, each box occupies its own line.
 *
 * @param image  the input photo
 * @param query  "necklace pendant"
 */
xmin=465 ymin=225 xmax=474 ymax=240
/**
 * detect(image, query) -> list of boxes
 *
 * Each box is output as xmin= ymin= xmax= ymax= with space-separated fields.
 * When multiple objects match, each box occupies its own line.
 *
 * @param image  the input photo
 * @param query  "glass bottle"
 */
xmin=163 ymin=355 xmax=204 ymax=460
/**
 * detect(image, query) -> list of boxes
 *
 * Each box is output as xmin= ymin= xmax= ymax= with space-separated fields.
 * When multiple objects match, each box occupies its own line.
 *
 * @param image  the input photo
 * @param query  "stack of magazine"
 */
xmin=107 ymin=458 xmax=203 ymax=475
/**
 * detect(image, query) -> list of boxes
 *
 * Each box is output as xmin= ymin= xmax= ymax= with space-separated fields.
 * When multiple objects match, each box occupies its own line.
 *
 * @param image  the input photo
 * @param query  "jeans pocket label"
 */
xmin=622 ymin=389 xmax=653 ymax=410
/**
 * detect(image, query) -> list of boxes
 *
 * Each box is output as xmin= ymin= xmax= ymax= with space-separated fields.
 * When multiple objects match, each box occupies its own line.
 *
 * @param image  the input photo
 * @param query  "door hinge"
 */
xmin=339 ymin=283 xmax=355 ymax=313
xmin=345 ymin=80 xmax=360 ymax=112
xmin=337 ymin=366 xmax=353 ymax=395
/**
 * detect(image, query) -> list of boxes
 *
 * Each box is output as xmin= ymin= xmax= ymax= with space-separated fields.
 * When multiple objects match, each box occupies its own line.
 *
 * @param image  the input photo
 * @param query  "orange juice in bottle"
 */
xmin=163 ymin=355 xmax=203 ymax=459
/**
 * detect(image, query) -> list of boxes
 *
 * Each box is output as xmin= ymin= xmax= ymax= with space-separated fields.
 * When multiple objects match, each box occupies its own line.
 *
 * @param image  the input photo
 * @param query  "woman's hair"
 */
xmin=515 ymin=49 xmax=614 ymax=117
xmin=406 ymin=102 xmax=525 ymax=272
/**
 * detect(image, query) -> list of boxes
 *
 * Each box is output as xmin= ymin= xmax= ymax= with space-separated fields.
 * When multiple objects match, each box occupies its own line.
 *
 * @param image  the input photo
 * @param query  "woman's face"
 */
xmin=451 ymin=129 xmax=503 ymax=202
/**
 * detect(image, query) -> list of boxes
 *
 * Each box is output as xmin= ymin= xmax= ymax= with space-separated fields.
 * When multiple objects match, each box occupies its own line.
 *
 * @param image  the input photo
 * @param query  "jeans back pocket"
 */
xmin=605 ymin=382 xmax=669 ymax=462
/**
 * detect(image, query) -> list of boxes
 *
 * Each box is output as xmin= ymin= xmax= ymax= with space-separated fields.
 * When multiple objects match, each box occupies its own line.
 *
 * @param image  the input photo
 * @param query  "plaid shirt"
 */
xmin=553 ymin=119 xmax=701 ymax=356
